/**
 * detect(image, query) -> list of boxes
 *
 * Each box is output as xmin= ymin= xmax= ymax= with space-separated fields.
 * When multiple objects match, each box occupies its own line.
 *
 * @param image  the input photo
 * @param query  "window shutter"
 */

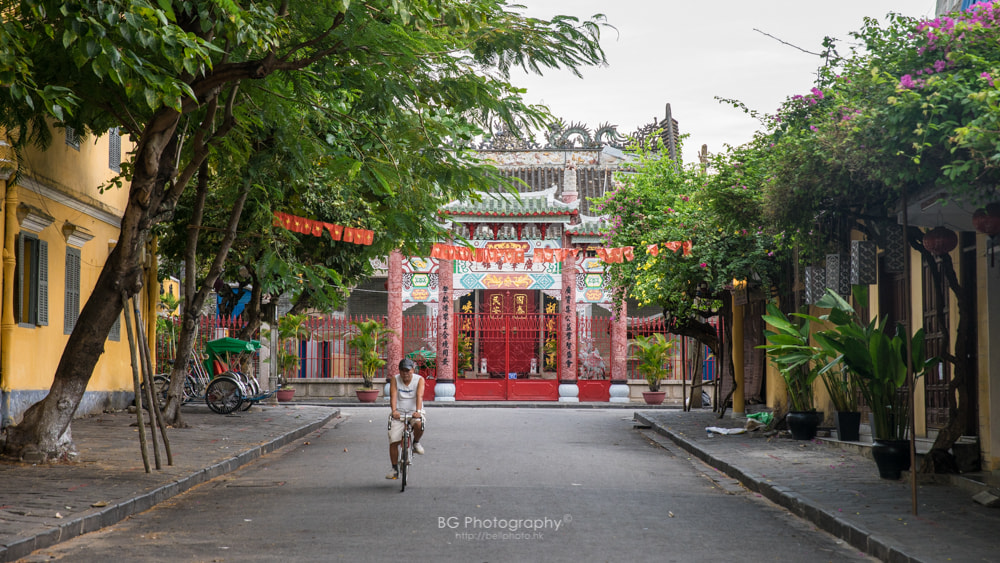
xmin=65 ymin=127 xmax=80 ymax=150
xmin=37 ymin=239 xmax=48 ymax=326
xmin=108 ymin=127 xmax=121 ymax=172
xmin=65 ymin=248 xmax=81 ymax=334
xmin=15 ymin=233 xmax=24 ymax=321
xmin=109 ymin=311 xmax=121 ymax=341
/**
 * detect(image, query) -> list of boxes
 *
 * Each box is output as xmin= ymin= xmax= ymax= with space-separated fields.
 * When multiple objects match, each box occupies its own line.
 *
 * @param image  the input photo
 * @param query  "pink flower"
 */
xmin=699 ymin=263 xmax=707 ymax=268
xmin=810 ymin=87 xmax=825 ymax=99
xmin=899 ymin=74 xmax=916 ymax=89
xmin=810 ymin=125 xmax=818 ymax=132
xmin=934 ymin=60 xmax=947 ymax=72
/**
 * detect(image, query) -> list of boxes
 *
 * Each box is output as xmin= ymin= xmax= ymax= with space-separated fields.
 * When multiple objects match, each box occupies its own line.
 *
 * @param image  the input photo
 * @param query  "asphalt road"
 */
xmin=21 ymin=408 xmax=876 ymax=562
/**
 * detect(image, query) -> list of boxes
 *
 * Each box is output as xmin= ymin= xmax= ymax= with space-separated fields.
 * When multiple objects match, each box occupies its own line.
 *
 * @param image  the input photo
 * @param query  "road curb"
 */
xmin=0 ymin=409 xmax=339 ymax=563
xmin=632 ymin=411 xmax=923 ymax=563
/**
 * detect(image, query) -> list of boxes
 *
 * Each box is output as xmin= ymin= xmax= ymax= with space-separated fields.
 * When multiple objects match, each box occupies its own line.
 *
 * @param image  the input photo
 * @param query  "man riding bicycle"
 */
xmin=386 ymin=358 xmax=426 ymax=480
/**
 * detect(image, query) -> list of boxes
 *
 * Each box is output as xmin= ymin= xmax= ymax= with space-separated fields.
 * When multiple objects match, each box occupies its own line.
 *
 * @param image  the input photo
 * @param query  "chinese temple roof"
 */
xmin=439 ymin=189 xmax=578 ymax=222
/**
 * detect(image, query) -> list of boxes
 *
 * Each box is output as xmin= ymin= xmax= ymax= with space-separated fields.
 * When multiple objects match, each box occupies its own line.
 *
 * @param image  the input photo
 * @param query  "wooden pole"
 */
xmin=133 ymin=297 xmax=173 ymax=466
xmin=901 ymin=189 xmax=918 ymax=516
xmin=122 ymin=292 xmax=150 ymax=473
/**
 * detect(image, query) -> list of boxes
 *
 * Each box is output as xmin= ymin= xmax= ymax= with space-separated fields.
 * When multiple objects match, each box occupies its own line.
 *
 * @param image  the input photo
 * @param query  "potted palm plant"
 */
xmin=347 ymin=319 xmax=394 ymax=403
xmin=631 ymin=333 xmax=673 ymax=405
xmin=266 ymin=313 xmax=309 ymax=401
xmin=759 ymin=302 xmax=828 ymax=440
xmin=821 ymin=366 xmax=861 ymax=441
xmin=813 ymin=287 xmax=939 ymax=478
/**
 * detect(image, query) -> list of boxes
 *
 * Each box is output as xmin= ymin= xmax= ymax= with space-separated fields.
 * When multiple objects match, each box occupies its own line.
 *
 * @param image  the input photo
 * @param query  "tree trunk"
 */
xmin=161 ymin=170 xmax=251 ymax=427
xmin=2 ymin=113 xmax=182 ymax=460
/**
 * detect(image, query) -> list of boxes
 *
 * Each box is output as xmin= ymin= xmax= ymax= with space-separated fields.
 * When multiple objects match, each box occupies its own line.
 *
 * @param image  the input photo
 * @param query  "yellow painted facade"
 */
xmin=0 ymin=124 xmax=156 ymax=426
xmin=760 ymin=228 xmax=1000 ymax=472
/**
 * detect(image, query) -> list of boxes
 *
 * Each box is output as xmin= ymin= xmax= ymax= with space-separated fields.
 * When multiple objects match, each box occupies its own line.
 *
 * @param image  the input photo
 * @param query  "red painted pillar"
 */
xmin=387 ymin=250 xmax=403 ymax=382
xmin=610 ymin=300 xmax=630 ymax=402
xmin=434 ymin=257 xmax=456 ymax=401
xmin=559 ymin=252 xmax=579 ymax=402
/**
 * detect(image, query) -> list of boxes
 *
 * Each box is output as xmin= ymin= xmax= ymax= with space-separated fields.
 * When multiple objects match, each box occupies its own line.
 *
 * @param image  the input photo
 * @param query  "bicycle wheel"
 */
xmin=239 ymin=373 xmax=260 ymax=411
xmin=183 ymin=374 xmax=199 ymax=403
xmin=205 ymin=377 xmax=243 ymax=414
xmin=152 ymin=374 xmax=170 ymax=409
xmin=400 ymin=431 xmax=410 ymax=492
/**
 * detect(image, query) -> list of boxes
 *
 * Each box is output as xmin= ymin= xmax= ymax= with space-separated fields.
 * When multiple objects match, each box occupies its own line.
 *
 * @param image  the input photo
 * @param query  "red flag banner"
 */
xmin=272 ymin=212 xmax=372 ymax=246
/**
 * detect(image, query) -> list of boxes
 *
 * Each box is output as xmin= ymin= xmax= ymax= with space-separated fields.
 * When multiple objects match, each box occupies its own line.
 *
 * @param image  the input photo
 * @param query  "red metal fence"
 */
xmin=155 ymin=315 xmax=254 ymax=373
xmin=156 ymin=312 xmax=719 ymax=384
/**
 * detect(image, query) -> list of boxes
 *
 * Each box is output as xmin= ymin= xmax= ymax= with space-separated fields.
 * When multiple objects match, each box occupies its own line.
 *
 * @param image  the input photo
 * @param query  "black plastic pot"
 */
xmin=872 ymin=439 xmax=911 ymax=480
xmin=786 ymin=411 xmax=821 ymax=440
xmin=835 ymin=411 xmax=861 ymax=442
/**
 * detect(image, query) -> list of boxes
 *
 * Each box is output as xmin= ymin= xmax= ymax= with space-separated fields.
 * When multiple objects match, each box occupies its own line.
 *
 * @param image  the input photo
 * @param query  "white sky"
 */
xmin=510 ymin=0 xmax=938 ymax=163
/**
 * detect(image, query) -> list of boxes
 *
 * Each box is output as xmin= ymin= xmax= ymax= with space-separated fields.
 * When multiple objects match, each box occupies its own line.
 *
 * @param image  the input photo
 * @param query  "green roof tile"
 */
xmin=439 ymin=193 xmax=577 ymax=217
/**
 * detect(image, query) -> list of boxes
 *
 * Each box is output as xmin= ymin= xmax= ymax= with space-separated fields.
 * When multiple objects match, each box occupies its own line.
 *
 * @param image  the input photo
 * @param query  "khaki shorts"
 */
xmin=387 ymin=412 xmax=426 ymax=443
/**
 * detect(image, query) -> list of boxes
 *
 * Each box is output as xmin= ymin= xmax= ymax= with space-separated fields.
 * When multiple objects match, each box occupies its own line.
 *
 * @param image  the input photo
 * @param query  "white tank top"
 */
xmin=394 ymin=373 xmax=423 ymax=414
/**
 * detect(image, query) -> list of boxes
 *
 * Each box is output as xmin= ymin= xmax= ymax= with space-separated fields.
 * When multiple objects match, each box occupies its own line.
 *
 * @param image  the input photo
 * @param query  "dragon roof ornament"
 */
xmin=474 ymin=117 xmax=675 ymax=151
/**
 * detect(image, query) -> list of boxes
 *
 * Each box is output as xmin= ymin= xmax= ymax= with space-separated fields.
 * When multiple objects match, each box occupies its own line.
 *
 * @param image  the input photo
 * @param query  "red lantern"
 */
xmin=972 ymin=203 xmax=1000 ymax=237
xmin=923 ymin=226 xmax=958 ymax=256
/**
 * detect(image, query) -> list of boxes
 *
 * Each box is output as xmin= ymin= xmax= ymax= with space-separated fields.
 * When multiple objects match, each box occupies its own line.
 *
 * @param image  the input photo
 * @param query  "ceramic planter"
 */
xmin=786 ymin=411 xmax=821 ymax=440
xmin=642 ymin=391 xmax=666 ymax=405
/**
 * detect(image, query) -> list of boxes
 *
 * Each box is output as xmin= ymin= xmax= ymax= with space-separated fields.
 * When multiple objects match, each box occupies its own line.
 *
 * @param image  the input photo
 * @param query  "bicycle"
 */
xmin=397 ymin=412 xmax=422 ymax=492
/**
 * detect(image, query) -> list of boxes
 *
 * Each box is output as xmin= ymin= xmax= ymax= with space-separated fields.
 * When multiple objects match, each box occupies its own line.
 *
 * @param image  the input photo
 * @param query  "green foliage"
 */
xmin=630 ymin=333 xmax=673 ymax=391
xmin=263 ymin=314 xmax=311 ymax=384
xmin=595 ymin=138 xmax=786 ymax=331
xmin=810 ymin=287 xmax=940 ymax=440
xmin=759 ymin=303 xmax=828 ymax=412
xmin=543 ymin=336 xmax=558 ymax=372
xmin=456 ymin=332 xmax=473 ymax=373
xmin=758 ymin=4 xmax=1000 ymax=262
xmin=347 ymin=319 xmax=394 ymax=389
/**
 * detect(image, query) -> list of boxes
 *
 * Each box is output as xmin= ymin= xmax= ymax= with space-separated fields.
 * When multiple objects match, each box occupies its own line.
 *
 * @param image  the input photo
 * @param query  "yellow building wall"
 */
xmin=3 ymin=125 xmax=137 ymax=396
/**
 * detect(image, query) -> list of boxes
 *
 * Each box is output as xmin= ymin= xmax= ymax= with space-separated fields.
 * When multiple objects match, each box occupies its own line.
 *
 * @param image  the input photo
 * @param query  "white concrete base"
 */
xmin=435 ymin=382 xmax=456 ymax=402
xmin=558 ymin=383 xmax=579 ymax=402
xmin=609 ymin=383 xmax=630 ymax=403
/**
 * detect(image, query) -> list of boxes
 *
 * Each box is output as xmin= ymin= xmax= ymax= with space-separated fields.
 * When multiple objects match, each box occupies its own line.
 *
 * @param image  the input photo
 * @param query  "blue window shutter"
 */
xmin=37 ymin=239 xmax=48 ymax=326
xmin=65 ymin=248 xmax=81 ymax=334
xmin=15 ymin=233 xmax=24 ymax=321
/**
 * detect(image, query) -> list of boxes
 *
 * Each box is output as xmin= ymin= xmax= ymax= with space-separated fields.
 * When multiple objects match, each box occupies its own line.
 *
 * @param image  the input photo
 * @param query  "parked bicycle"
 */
xmin=154 ymin=337 xmax=274 ymax=414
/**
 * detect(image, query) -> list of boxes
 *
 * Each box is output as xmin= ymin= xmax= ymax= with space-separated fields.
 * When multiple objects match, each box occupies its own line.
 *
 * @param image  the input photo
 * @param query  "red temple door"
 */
xmin=481 ymin=290 xmax=537 ymax=375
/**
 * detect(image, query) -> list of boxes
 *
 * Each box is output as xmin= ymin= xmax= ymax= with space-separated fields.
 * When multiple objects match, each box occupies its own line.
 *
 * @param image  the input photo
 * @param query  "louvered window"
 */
xmin=64 ymin=248 xmax=81 ymax=334
xmin=65 ymin=126 xmax=80 ymax=150
xmin=15 ymin=232 xmax=48 ymax=327
xmin=108 ymin=127 xmax=121 ymax=172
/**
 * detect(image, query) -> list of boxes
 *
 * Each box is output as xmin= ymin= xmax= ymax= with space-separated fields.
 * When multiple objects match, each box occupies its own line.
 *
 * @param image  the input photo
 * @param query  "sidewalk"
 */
xmin=635 ymin=409 xmax=1000 ymax=563
xmin=0 ymin=404 xmax=338 ymax=563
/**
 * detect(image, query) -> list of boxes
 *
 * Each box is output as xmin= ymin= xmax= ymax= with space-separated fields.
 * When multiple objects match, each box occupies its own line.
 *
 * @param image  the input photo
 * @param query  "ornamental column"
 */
xmin=0 ymin=135 xmax=16 ymax=425
xmin=387 ymin=250 xmax=403 ymax=395
xmin=434 ymin=257 xmax=456 ymax=402
xmin=609 ymin=300 xmax=630 ymax=403
xmin=558 ymin=253 xmax=579 ymax=402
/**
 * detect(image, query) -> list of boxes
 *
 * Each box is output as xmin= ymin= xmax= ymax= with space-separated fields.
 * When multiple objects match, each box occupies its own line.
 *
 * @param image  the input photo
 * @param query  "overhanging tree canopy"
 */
xmin=0 ymin=0 xmax=608 ymax=459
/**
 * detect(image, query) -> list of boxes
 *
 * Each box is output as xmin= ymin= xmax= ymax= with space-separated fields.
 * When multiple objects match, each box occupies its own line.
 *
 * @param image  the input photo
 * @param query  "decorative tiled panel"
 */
xmin=850 ymin=240 xmax=878 ymax=285
xmin=884 ymin=225 xmax=905 ymax=273
xmin=534 ymin=274 xmax=556 ymax=289
xmin=804 ymin=266 xmax=825 ymax=304
xmin=459 ymin=273 xmax=483 ymax=289
xmin=825 ymin=254 xmax=850 ymax=296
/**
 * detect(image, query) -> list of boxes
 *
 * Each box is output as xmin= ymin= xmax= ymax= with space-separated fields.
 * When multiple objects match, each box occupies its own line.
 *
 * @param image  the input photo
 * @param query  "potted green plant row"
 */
xmin=631 ymin=333 xmax=673 ymax=405
xmin=810 ymin=288 xmax=939 ymax=479
xmin=347 ymin=319 xmax=394 ymax=403
xmin=759 ymin=303 xmax=827 ymax=440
